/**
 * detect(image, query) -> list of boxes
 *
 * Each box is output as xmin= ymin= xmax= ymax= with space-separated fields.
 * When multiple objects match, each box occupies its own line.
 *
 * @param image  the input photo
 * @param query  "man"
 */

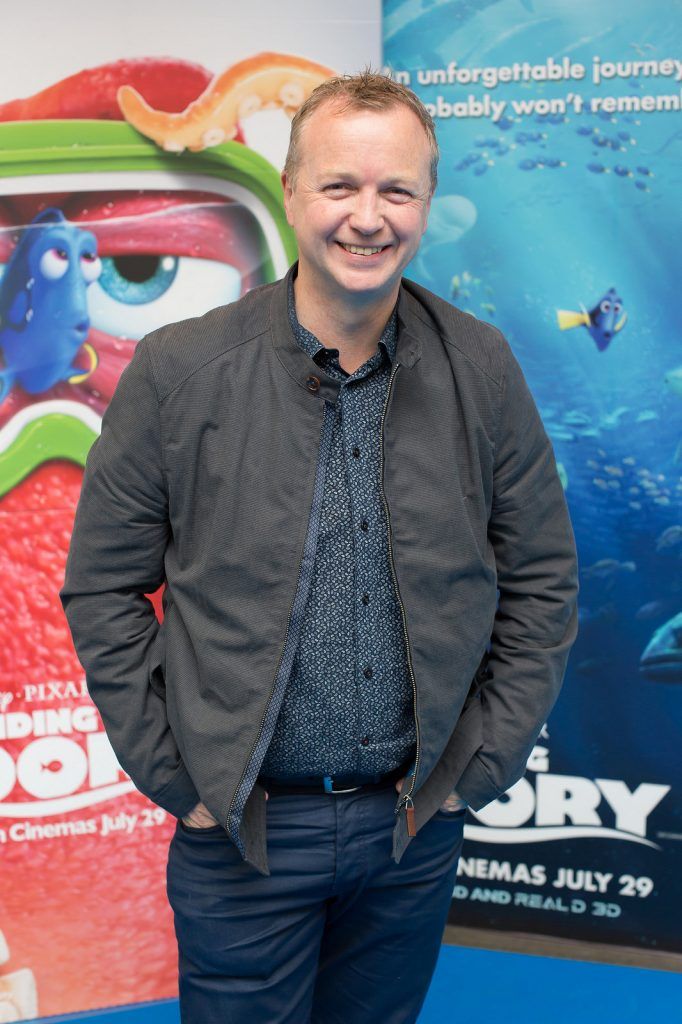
xmin=61 ymin=72 xmax=578 ymax=1023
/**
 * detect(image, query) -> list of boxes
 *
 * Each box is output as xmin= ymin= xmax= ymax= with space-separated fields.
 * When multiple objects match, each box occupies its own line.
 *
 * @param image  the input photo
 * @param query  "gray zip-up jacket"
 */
xmin=60 ymin=266 xmax=578 ymax=875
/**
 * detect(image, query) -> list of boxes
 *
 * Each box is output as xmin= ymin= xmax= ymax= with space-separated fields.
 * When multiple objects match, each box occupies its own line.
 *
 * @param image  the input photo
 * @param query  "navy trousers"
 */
xmin=167 ymin=784 xmax=465 ymax=1023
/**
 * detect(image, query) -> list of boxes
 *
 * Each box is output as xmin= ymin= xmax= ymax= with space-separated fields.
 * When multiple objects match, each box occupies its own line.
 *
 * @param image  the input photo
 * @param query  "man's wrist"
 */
xmin=440 ymin=789 xmax=468 ymax=813
xmin=181 ymin=801 xmax=218 ymax=828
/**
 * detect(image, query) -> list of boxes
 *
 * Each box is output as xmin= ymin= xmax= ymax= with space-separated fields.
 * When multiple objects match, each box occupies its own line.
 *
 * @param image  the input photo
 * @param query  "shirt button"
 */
xmin=360 ymin=737 xmax=370 ymax=747
xmin=360 ymin=519 xmax=369 ymax=532
xmin=352 ymin=446 xmax=361 ymax=458
xmin=363 ymin=666 xmax=373 ymax=679
xmin=361 ymin=593 xmax=370 ymax=605
xmin=305 ymin=375 xmax=320 ymax=393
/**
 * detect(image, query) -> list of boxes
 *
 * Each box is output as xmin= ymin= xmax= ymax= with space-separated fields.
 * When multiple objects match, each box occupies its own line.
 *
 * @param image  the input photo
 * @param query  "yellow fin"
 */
xmin=557 ymin=309 xmax=590 ymax=331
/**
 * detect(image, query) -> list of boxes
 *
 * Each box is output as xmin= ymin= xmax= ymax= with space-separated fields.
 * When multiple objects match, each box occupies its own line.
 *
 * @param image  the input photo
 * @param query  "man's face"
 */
xmin=282 ymin=101 xmax=433 ymax=308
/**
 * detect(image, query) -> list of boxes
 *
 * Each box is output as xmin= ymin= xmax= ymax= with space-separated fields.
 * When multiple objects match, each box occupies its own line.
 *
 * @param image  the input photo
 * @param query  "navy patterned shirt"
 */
xmin=261 ymin=280 xmax=416 ymax=779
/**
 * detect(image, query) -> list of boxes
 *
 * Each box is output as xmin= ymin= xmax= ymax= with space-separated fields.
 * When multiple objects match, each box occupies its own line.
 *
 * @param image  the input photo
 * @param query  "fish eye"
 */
xmin=39 ymin=247 xmax=69 ymax=280
xmin=600 ymin=300 xmax=611 ymax=313
xmin=80 ymin=252 xmax=102 ymax=284
xmin=613 ymin=301 xmax=622 ymax=313
xmin=87 ymin=254 xmax=241 ymax=340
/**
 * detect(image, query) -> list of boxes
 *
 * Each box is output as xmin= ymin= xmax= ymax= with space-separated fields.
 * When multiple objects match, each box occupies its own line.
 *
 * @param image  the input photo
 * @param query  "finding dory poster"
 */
xmin=0 ymin=2 xmax=380 ymax=1019
xmin=385 ymin=0 xmax=682 ymax=954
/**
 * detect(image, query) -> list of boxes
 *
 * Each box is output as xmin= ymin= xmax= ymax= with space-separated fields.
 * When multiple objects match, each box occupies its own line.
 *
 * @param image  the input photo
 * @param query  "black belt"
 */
xmin=260 ymin=768 xmax=404 ymax=796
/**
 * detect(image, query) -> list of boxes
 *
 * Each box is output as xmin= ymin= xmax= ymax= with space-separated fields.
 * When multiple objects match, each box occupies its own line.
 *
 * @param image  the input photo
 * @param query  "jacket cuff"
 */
xmin=150 ymin=763 xmax=201 ymax=819
xmin=455 ymin=755 xmax=502 ymax=812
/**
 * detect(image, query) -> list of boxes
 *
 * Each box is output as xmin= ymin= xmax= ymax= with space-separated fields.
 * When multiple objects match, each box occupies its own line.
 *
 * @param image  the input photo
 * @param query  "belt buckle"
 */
xmin=323 ymin=775 xmax=362 ymax=795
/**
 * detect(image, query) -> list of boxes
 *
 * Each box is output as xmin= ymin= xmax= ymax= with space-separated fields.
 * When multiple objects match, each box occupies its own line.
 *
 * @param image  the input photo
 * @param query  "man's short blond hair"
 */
xmin=283 ymin=70 xmax=439 ymax=195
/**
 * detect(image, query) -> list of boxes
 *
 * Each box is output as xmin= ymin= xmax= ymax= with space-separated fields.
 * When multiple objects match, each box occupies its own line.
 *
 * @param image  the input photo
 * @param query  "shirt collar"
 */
xmin=287 ymin=272 xmax=398 ymax=369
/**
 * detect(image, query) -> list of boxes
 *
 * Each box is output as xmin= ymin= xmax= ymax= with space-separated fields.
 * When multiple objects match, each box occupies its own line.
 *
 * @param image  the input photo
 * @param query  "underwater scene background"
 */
xmin=385 ymin=0 xmax=682 ymax=950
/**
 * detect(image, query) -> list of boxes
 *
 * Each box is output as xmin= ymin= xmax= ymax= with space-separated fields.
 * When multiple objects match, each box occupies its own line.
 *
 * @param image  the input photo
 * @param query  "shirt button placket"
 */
xmin=357 ymin=501 xmax=371 ymax=761
xmin=342 ymin=387 xmax=366 ymax=766
xmin=347 ymin=384 xmax=373 ymax=769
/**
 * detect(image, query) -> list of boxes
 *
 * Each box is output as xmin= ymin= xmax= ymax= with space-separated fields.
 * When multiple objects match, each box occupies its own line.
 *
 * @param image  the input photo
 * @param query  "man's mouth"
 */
xmin=337 ymin=243 xmax=388 ymax=256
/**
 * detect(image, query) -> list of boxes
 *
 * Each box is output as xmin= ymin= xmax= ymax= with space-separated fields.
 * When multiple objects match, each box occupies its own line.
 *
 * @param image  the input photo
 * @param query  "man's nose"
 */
xmin=348 ymin=192 xmax=384 ymax=234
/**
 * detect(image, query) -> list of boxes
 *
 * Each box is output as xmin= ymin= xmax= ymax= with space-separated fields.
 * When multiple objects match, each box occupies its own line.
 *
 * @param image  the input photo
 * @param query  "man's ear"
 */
xmin=421 ymin=191 xmax=433 ymax=237
xmin=281 ymin=171 xmax=295 ymax=227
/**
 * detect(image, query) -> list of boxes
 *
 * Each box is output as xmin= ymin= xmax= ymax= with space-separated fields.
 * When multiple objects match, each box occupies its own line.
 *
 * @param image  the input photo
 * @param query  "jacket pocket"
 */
xmin=148 ymin=627 xmax=167 ymax=701
xmin=467 ymin=651 xmax=492 ymax=702
xmin=412 ymin=696 xmax=484 ymax=833
xmin=178 ymin=820 xmax=223 ymax=836
xmin=447 ymin=694 xmax=484 ymax=780
xmin=434 ymin=805 xmax=467 ymax=821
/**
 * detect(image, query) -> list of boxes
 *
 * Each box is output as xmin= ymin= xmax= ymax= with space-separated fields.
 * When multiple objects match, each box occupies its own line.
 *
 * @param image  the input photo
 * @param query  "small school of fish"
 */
xmin=450 ymin=96 xmax=654 ymax=195
xmin=582 ymin=451 xmax=680 ymax=512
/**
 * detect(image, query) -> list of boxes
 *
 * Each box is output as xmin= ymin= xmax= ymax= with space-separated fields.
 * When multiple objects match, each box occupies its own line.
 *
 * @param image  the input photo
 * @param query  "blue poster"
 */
xmin=385 ymin=0 xmax=682 ymax=950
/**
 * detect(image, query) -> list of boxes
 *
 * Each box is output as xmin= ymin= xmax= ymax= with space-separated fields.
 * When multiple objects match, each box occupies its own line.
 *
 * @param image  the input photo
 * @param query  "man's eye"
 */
xmin=325 ymin=184 xmax=352 ymax=194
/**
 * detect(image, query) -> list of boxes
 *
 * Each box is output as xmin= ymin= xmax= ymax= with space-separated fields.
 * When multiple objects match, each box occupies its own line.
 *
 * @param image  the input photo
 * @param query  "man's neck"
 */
xmin=293 ymin=275 xmax=398 ymax=375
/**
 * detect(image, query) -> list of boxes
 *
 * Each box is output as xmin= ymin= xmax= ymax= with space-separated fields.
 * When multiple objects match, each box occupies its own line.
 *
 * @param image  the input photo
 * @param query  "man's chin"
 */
xmin=335 ymin=277 xmax=400 ymax=307
xmin=297 ymin=257 xmax=403 ymax=310
xmin=329 ymin=263 xmax=403 ymax=301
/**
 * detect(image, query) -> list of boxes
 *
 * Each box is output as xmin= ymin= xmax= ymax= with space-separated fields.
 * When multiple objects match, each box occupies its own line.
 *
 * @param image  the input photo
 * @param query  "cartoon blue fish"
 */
xmin=0 ymin=208 xmax=101 ymax=403
xmin=556 ymin=287 xmax=627 ymax=351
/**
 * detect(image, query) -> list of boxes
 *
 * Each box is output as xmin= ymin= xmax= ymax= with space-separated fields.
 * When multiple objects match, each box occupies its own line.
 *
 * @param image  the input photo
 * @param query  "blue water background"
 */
xmin=385 ymin=0 xmax=682 ymax=947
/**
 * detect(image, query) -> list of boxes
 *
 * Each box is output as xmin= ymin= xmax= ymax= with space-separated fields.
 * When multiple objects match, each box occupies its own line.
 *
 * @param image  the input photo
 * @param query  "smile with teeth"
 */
xmin=339 ymin=243 xmax=387 ymax=256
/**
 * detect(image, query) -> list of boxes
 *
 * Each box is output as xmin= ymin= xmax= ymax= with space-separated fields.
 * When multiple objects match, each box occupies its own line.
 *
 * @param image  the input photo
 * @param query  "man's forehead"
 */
xmin=298 ymin=101 xmax=431 ymax=170
xmin=306 ymin=97 xmax=416 ymax=130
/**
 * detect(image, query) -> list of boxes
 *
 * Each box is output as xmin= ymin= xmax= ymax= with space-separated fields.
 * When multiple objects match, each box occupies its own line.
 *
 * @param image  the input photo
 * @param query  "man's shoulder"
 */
xmin=400 ymin=277 xmax=509 ymax=387
xmin=140 ymin=279 xmax=280 ymax=401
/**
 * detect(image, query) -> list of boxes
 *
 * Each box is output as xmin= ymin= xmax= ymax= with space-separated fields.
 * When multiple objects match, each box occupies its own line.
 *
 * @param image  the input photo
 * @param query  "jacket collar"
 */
xmin=269 ymin=264 xmax=423 ymax=402
xmin=396 ymin=283 xmax=425 ymax=369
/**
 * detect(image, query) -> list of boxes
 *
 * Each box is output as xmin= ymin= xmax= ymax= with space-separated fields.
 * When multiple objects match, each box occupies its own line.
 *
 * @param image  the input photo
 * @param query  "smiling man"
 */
xmin=62 ymin=73 xmax=578 ymax=1023
xmin=281 ymin=96 xmax=433 ymax=375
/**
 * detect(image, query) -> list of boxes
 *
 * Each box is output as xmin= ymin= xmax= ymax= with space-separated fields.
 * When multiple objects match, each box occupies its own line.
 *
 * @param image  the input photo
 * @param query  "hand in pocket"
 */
xmin=439 ymin=790 xmax=467 ymax=814
xmin=182 ymin=802 xmax=218 ymax=829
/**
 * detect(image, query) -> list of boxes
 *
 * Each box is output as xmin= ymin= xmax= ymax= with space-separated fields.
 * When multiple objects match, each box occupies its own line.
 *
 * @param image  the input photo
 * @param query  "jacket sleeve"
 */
xmin=60 ymin=341 xmax=199 ymax=818
xmin=455 ymin=339 xmax=578 ymax=810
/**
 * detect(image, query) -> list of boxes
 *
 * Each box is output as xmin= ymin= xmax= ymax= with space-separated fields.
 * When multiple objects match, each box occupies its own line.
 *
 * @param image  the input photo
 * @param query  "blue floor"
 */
xmin=32 ymin=945 xmax=681 ymax=1023
xmin=420 ymin=946 xmax=681 ymax=1022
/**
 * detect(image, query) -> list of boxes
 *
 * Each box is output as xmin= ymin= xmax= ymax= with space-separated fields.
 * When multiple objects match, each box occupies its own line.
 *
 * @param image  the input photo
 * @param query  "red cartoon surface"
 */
xmin=0 ymin=53 xmax=326 ymax=1018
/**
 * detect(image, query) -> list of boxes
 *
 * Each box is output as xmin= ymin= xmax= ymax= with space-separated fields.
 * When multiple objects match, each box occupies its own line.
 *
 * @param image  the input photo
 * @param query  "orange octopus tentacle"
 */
xmin=117 ymin=51 xmax=335 ymax=153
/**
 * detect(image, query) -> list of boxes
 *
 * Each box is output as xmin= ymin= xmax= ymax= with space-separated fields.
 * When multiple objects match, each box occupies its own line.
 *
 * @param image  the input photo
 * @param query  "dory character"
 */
xmin=556 ymin=287 xmax=627 ymax=352
xmin=0 ymin=208 xmax=101 ymax=403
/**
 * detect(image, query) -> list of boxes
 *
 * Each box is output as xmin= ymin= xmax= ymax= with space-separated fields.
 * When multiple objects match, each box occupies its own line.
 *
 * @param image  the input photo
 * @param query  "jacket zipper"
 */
xmin=225 ymin=558 xmax=301 ymax=854
xmin=379 ymin=361 xmax=421 ymax=838
xmin=225 ymin=400 xmax=336 ymax=854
